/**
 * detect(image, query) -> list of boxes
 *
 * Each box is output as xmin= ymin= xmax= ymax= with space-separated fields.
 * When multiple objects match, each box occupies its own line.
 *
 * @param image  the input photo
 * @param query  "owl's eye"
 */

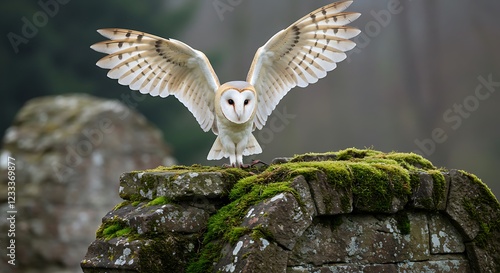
xmin=228 ymin=99 xmax=234 ymax=105
xmin=244 ymin=99 xmax=249 ymax=105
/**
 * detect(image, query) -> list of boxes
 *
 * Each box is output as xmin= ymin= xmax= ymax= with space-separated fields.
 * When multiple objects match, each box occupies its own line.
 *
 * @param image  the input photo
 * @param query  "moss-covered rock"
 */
xmin=119 ymin=166 xmax=250 ymax=202
xmin=82 ymin=148 xmax=500 ymax=273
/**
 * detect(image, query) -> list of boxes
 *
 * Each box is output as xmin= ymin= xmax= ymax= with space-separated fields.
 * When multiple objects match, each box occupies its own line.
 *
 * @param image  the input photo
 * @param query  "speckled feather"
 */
xmin=91 ymin=29 xmax=220 ymax=132
xmin=91 ymin=1 xmax=360 ymax=166
xmin=247 ymin=0 xmax=360 ymax=129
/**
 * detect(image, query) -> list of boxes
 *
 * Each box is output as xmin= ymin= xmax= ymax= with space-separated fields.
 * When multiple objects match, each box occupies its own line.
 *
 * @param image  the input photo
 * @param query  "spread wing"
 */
xmin=91 ymin=28 xmax=220 ymax=132
xmin=246 ymin=0 xmax=361 ymax=130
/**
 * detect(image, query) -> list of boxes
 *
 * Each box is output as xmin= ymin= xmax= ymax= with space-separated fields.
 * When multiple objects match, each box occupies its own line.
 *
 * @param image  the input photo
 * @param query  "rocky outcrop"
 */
xmin=81 ymin=148 xmax=500 ymax=273
xmin=0 ymin=94 xmax=175 ymax=273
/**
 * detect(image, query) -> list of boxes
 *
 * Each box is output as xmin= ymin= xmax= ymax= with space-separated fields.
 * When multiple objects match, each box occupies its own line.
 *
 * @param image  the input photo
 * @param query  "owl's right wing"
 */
xmin=91 ymin=28 xmax=220 ymax=132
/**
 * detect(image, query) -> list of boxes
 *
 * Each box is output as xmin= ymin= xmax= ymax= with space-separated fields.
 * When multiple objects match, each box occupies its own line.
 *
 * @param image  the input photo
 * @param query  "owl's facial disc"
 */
xmin=220 ymin=89 xmax=256 ymax=124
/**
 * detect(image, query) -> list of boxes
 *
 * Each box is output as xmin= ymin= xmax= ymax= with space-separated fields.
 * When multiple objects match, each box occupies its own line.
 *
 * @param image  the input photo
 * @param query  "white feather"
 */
xmin=91 ymin=28 xmax=220 ymax=132
xmin=247 ymin=0 xmax=360 ymax=129
xmin=91 ymin=1 xmax=360 ymax=167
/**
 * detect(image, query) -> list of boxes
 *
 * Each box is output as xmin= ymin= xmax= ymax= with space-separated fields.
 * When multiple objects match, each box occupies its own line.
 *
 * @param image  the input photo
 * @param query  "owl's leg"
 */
xmin=236 ymin=154 xmax=245 ymax=168
xmin=235 ymin=139 xmax=250 ymax=168
xmin=228 ymin=154 xmax=237 ymax=167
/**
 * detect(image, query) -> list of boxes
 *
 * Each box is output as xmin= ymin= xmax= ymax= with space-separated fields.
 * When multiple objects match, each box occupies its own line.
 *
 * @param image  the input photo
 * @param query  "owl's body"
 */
xmin=210 ymin=81 xmax=261 ymax=167
xmin=91 ymin=0 xmax=361 ymax=167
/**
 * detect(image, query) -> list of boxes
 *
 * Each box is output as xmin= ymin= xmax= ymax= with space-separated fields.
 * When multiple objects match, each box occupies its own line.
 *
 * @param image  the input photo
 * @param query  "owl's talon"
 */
xmin=251 ymin=160 xmax=268 ymax=167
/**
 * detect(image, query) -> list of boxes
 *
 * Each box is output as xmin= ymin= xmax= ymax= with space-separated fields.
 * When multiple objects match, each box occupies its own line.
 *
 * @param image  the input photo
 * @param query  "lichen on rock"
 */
xmin=81 ymin=148 xmax=500 ymax=273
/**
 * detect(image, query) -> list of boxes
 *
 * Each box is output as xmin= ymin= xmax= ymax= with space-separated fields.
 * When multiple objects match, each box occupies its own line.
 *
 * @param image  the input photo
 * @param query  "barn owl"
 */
xmin=91 ymin=0 xmax=361 ymax=167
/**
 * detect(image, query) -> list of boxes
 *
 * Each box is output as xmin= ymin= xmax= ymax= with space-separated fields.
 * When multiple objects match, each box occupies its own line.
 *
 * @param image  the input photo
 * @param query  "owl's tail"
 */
xmin=243 ymin=133 xmax=262 ymax=156
xmin=207 ymin=134 xmax=262 ymax=161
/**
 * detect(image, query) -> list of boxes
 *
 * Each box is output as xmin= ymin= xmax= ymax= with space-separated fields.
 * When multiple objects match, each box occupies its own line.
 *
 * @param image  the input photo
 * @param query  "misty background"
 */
xmin=2 ymin=0 xmax=499 ymax=199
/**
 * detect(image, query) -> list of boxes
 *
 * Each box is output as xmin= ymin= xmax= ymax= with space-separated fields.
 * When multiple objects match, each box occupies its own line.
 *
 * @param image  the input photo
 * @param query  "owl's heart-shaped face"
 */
xmin=220 ymin=87 xmax=256 ymax=124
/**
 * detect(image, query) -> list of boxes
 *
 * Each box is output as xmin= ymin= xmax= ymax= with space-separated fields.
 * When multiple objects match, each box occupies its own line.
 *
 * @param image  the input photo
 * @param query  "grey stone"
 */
xmin=102 ymin=202 xmax=209 ymax=234
xmin=128 ymin=204 xmax=209 ymax=234
xmin=290 ymin=175 xmax=317 ymax=218
xmin=290 ymin=213 xmax=430 ymax=265
xmin=216 ymin=235 xmax=288 ymax=273
xmin=445 ymin=170 xmax=483 ymax=241
xmin=409 ymin=172 xmax=450 ymax=211
xmin=288 ymin=264 xmax=398 ymax=273
xmin=288 ymin=217 xmax=345 ymax=265
xmin=397 ymin=258 xmax=471 ymax=273
xmin=466 ymin=241 xmax=500 ymax=273
xmin=0 ymin=94 xmax=174 ymax=273
xmin=409 ymin=172 xmax=435 ymax=209
xmin=80 ymin=151 xmax=500 ymax=273
xmin=242 ymin=192 xmax=313 ymax=250
xmin=271 ymin=157 xmax=292 ymax=164
xmin=429 ymin=213 xmax=465 ymax=254
xmin=439 ymin=173 xmax=451 ymax=211
xmin=119 ymin=171 xmax=233 ymax=201
xmin=81 ymin=235 xmax=197 ymax=273
xmin=307 ymin=170 xmax=353 ymax=215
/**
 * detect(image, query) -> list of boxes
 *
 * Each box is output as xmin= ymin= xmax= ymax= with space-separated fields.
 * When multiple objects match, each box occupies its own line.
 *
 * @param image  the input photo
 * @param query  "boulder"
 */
xmin=0 ymin=94 xmax=175 ymax=273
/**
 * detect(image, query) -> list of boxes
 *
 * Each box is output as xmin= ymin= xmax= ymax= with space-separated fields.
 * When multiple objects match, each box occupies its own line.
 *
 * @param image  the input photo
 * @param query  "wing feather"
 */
xmin=91 ymin=28 xmax=220 ymax=132
xmin=247 ymin=0 xmax=360 ymax=129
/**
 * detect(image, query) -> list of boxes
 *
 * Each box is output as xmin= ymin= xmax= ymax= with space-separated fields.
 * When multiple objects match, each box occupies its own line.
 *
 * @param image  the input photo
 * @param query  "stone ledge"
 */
xmin=119 ymin=167 xmax=248 ymax=201
xmin=81 ymin=148 xmax=500 ymax=273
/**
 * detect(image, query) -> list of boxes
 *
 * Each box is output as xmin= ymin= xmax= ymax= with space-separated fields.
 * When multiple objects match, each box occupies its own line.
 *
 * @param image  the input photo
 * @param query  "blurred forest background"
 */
xmin=1 ymin=0 xmax=499 ymax=198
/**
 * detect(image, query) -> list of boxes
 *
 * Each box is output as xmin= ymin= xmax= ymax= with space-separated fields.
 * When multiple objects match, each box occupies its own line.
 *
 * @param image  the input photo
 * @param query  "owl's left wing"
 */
xmin=247 ymin=0 xmax=361 ymax=130
xmin=91 ymin=28 xmax=220 ymax=132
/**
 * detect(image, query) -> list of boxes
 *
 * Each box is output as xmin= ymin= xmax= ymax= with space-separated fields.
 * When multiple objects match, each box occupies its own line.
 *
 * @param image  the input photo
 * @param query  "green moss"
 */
xmin=96 ymin=218 xmax=133 ymax=240
xmin=115 ymin=227 xmax=133 ymax=237
xmin=146 ymin=196 xmax=171 ymax=207
xmin=383 ymin=152 xmax=435 ymax=170
xmin=290 ymin=148 xmax=435 ymax=172
xmin=229 ymin=175 xmax=259 ymax=200
xmin=409 ymin=172 xmax=421 ymax=190
xmin=186 ymin=241 xmax=223 ymax=273
xmin=395 ymin=211 xmax=411 ymax=235
xmin=350 ymin=162 xmax=411 ymax=212
xmin=112 ymin=201 xmax=131 ymax=211
xmin=460 ymin=171 xmax=500 ymax=248
xmin=187 ymin=168 xmax=302 ymax=273
xmin=126 ymin=193 xmax=147 ymax=202
xmin=429 ymin=170 xmax=446 ymax=208
xmin=138 ymin=236 xmax=197 ymax=273
xmin=227 ymin=227 xmax=250 ymax=244
xmin=336 ymin=147 xmax=382 ymax=160
xmin=204 ymin=180 xmax=297 ymax=245
xmin=182 ymin=148 xmax=461 ymax=272
xmin=251 ymin=225 xmax=274 ymax=242
xmin=291 ymin=151 xmax=338 ymax=162
xmin=136 ymin=164 xmax=252 ymax=183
